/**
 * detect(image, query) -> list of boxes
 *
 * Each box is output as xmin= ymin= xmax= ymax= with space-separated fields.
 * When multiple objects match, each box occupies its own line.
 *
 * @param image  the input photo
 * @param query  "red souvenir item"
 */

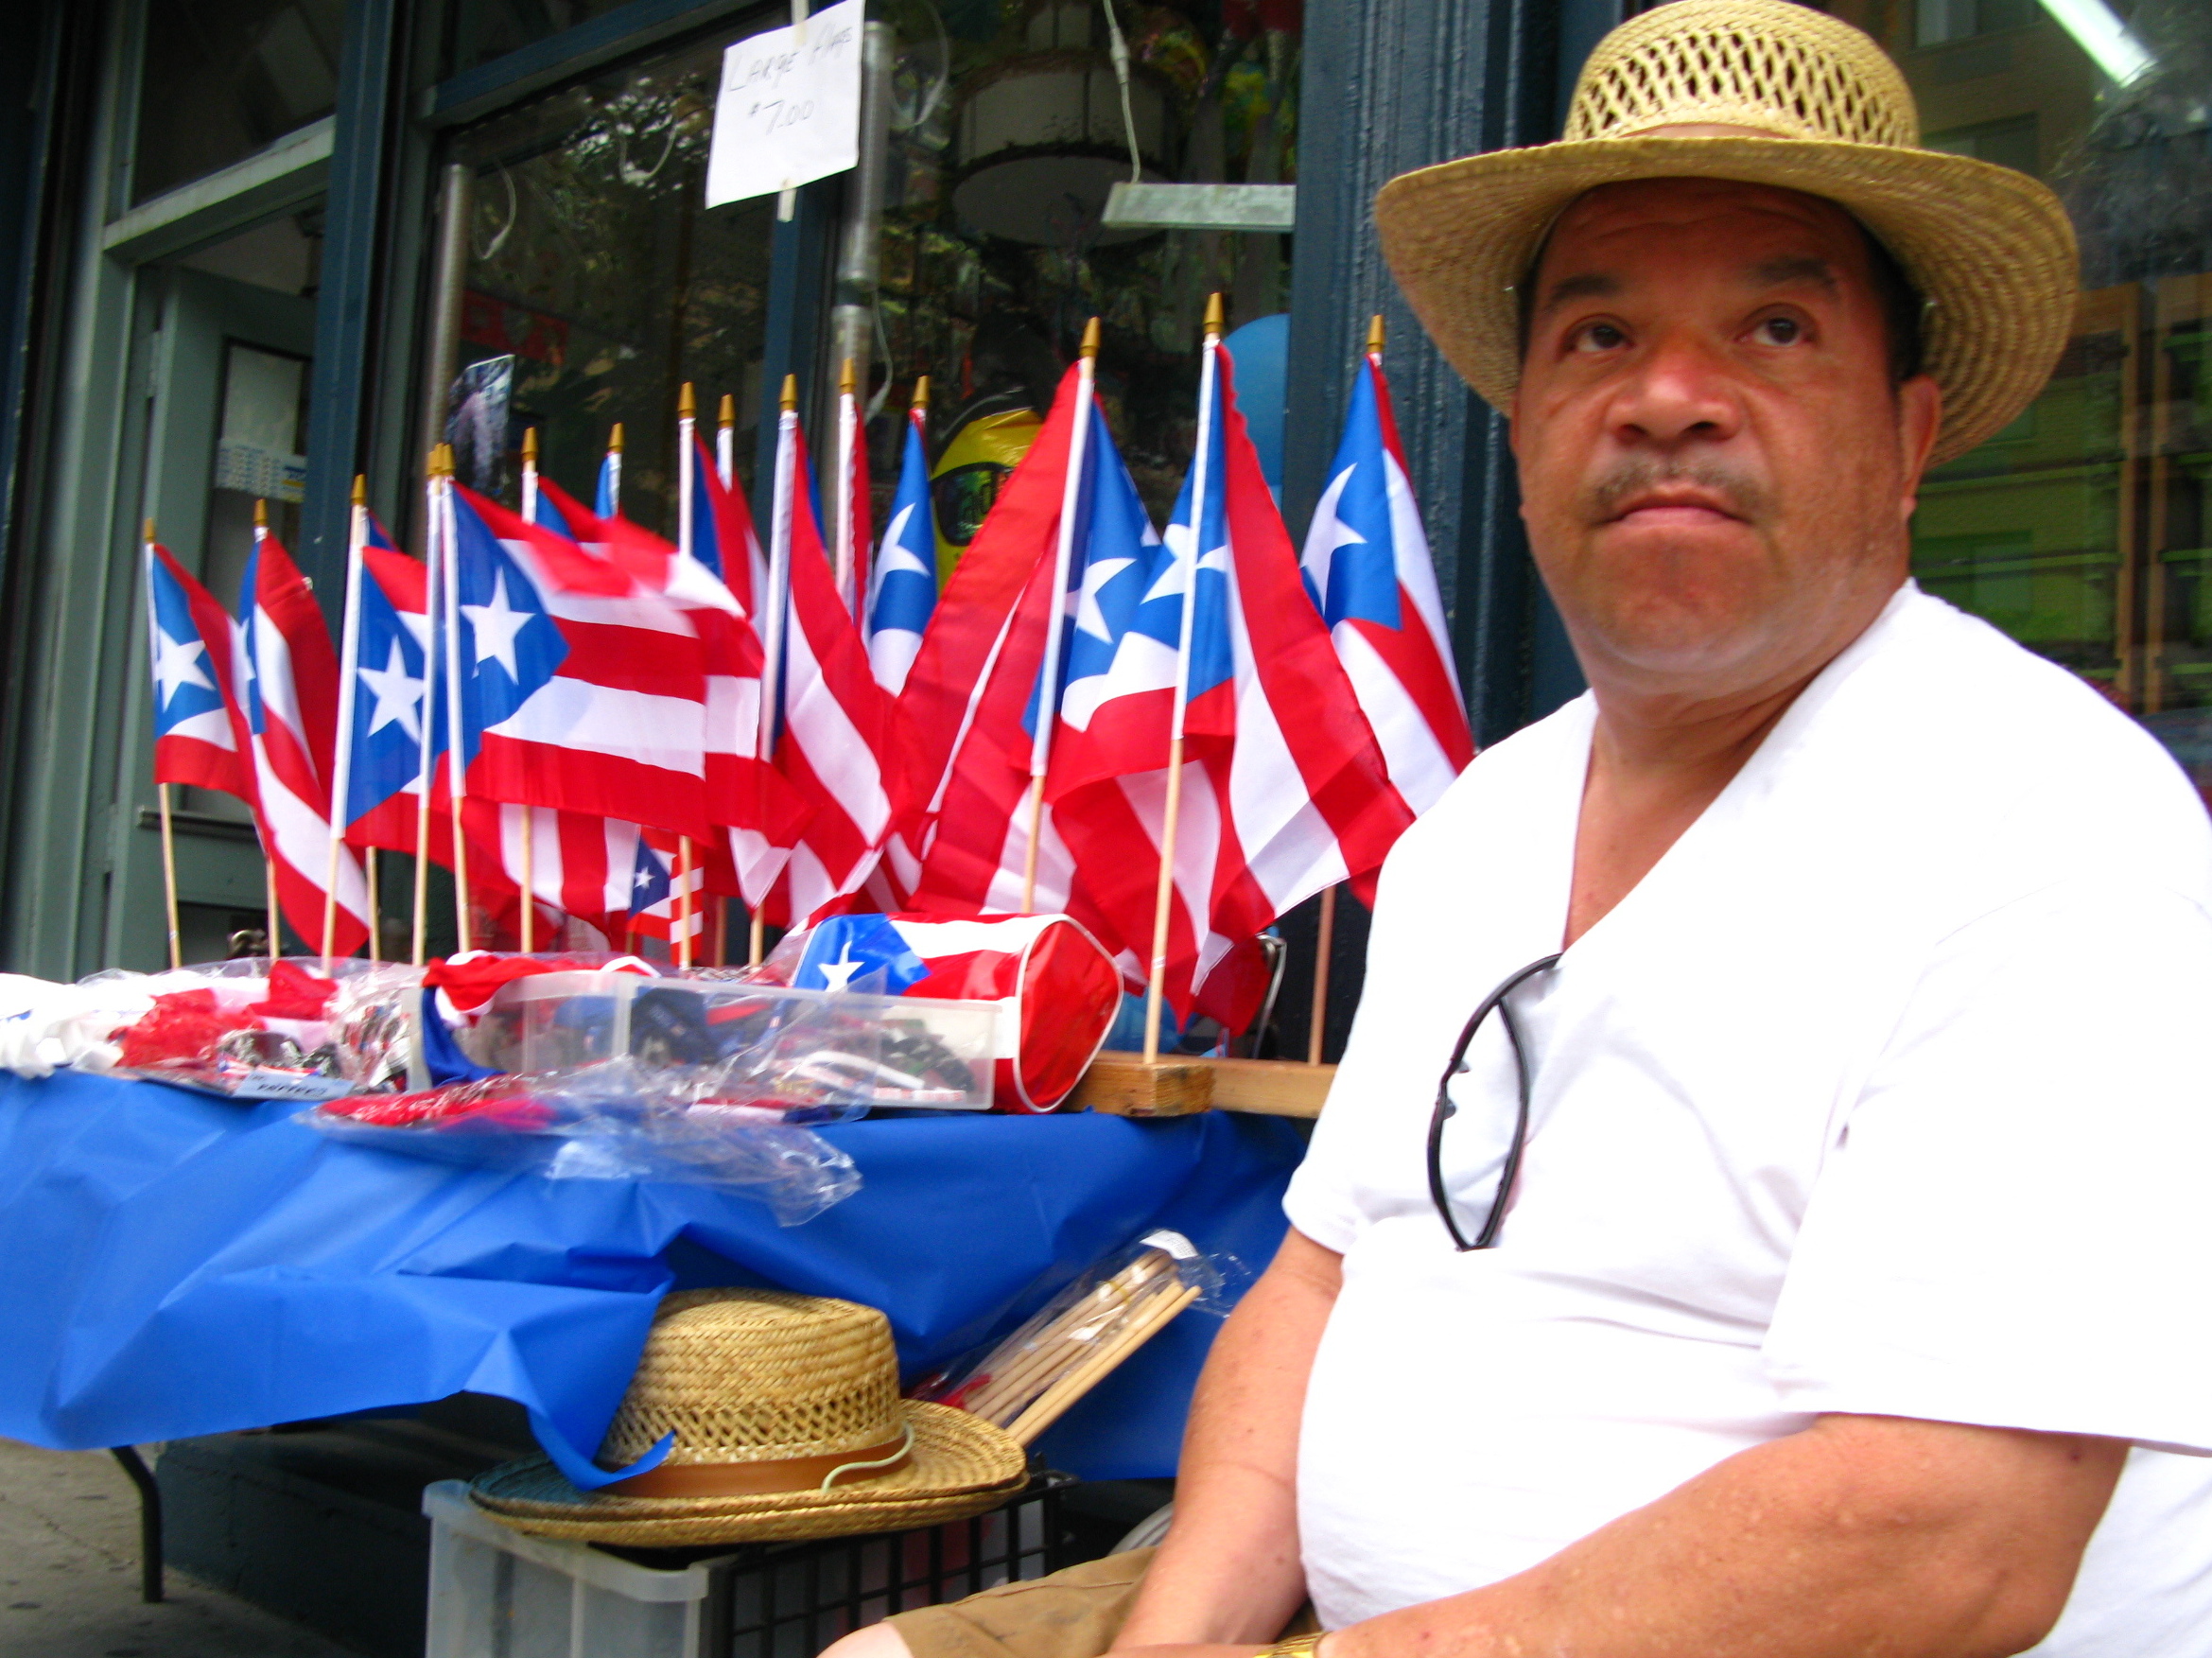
xmin=117 ymin=989 xmax=259 ymax=1070
xmin=886 ymin=915 xmax=1121 ymax=1113
xmin=256 ymin=959 xmax=340 ymax=1020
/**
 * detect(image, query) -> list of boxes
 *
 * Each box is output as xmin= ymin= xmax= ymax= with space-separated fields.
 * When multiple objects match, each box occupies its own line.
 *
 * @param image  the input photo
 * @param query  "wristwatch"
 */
xmin=1262 ymin=1632 xmax=1327 ymax=1658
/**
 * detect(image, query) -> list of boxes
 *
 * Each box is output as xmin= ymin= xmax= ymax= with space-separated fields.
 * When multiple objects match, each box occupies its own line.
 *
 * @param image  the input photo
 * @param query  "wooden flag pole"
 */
xmin=676 ymin=837 xmax=696 ymax=967
xmin=717 ymin=392 xmax=755 ymax=965
xmin=253 ymin=497 xmax=282 ymax=965
xmin=324 ymin=476 xmax=370 ymax=968
xmin=411 ymin=453 xmax=437 ymax=967
xmin=1308 ymin=885 xmax=1337 ymax=1065
xmin=145 ymin=517 xmax=186 ymax=971
xmin=750 ymin=375 xmax=801 ymax=970
xmin=1141 ymin=295 xmax=1225 ymax=1064
xmin=1020 ymin=318 xmax=1100 ymax=915
xmin=431 ymin=444 xmax=472 ymax=952
xmin=1299 ymin=319 xmax=1387 ymax=1061
xmin=712 ymin=899 xmax=728 ymax=968
xmin=517 ymin=428 xmax=540 ymax=952
xmin=604 ymin=421 xmax=624 ymax=514
xmin=833 ymin=358 xmax=858 ymax=618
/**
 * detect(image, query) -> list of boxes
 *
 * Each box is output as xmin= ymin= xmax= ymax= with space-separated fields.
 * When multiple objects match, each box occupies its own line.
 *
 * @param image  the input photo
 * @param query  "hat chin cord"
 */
xmin=822 ymin=1420 xmax=917 ymax=1492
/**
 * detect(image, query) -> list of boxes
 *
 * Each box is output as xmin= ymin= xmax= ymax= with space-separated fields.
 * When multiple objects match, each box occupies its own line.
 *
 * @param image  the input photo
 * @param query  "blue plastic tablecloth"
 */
xmin=0 ymin=1070 xmax=1302 ymax=1479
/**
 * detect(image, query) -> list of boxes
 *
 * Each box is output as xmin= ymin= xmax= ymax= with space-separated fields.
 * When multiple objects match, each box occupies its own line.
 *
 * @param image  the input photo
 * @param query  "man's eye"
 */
xmin=1755 ymin=315 xmax=1803 ymax=345
xmin=1575 ymin=322 xmax=1626 ymax=352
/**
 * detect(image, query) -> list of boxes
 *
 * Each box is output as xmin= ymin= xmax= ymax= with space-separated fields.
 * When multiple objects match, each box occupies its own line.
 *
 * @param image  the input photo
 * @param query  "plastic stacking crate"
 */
xmin=424 ymin=1473 xmax=1081 ymax=1658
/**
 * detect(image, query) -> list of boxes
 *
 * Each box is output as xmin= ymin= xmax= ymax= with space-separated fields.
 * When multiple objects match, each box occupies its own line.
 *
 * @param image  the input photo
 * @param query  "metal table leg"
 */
xmin=108 ymin=1446 xmax=163 ymax=1603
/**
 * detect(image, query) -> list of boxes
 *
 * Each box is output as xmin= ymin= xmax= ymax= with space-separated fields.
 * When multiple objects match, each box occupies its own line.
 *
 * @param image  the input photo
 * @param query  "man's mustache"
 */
xmin=1579 ymin=459 xmax=1770 ymax=525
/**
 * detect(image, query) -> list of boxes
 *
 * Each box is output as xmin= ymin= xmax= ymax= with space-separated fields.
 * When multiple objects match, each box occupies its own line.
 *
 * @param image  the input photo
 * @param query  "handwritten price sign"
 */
xmin=705 ymin=0 xmax=862 ymax=208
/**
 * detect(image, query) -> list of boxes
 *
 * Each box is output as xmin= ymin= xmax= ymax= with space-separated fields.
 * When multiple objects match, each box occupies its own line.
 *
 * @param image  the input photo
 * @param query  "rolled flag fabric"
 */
xmin=793 ymin=912 xmax=1120 ymax=1113
xmin=235 ymin=526 xmax=370 ymax=955
xmin=1299 ymin=347 xmax=1474 ymax=819
xmin=146 ymin=542 xmax=253 ymax=802
xmin=624 ymin=829 xmax=705 ymax=944
xmin=867 ymin=404 xmax=938 ymax=695
xmin=443 ymin=482 xmax=714 ymax=842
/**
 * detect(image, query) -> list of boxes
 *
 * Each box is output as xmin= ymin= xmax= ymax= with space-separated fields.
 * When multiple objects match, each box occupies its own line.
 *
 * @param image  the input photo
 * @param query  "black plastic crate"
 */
xmin=601 ymin=1472 xmax=1083 ymax=1658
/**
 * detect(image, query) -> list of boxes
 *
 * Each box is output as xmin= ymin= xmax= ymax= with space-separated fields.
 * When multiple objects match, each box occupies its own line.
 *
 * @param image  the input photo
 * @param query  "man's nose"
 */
xmin=1605 ymin=328 xmax=1744 ymax=448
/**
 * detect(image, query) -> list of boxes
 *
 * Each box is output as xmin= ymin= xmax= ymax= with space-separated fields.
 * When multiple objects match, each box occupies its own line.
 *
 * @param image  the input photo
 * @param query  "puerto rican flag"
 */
xmin=1299 ymin=347 xmax=1473 ymax=816
xmin=235 ymin=525 xmax=371 ymax=955
xmin=867 ymin=404 xmax=937 ymax=695
xmin=443 ymin=482 xmax=714 ymax=843
xmin=342 ymin=532 xmax=635 ymax=935
xmin=1049 ymin=339 xmax=1412 ymax=1026
xmin=756 ymin=408 xmax=900 ymax=927
xmin=906 ymin=379 xmax=1148 ymax=971
xmin=623 ymin=829 xmax=705 ymax=943
xmin=146 ymin=540 xmax=252 ymax=802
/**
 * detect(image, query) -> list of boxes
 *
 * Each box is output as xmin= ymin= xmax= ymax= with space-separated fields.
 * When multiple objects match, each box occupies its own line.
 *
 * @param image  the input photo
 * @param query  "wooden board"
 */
xmin=1205 ymin=1057 xmax=1334 ymax=1118
xmin=1071 ymin=1056 xmax=1215 ymax=1116
xmin=1069 ymin=1056 xmax=1337 ymax=1118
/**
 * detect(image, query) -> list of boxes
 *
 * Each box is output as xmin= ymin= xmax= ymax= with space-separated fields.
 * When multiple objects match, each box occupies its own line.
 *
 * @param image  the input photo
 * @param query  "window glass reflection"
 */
xmin=133 ymin=0 xmax=342 ymax=204
xmin=449 ymin=29 xmax=778 ymax=532
xmin=1834 ymin=0 xmax=2212 ymax=799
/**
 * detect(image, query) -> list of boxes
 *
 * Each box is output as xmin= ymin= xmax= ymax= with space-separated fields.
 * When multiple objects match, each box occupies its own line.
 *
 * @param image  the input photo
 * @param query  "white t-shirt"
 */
xmin=1286 ymin=585 xmax=2212 ymax=1651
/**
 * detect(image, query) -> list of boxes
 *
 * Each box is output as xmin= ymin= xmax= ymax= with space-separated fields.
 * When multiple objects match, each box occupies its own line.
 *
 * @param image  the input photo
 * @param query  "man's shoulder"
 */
xmin=1812 ymin=587 xmax=2212 ymax=899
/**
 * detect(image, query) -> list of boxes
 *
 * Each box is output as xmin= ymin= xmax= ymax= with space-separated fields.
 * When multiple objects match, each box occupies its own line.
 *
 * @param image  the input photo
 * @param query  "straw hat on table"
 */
xmin=470 ymin=1289 xmax=1027 ymax=1546
xmin=1375 ymin=0 xmax=2079 ymax=465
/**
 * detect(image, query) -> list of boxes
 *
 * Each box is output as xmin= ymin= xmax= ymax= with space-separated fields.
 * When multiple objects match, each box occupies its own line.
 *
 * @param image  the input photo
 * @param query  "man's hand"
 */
xmin=1325 ymin=1413 xmax=2125 ymax=1658
xmin=1110 ymin=1228 xmax=1343 ymax=1648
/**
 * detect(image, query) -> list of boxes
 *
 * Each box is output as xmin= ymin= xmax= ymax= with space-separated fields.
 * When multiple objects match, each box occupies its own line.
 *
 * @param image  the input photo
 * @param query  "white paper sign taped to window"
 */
xmin=705 ymin=0 xmax=862 ymax=208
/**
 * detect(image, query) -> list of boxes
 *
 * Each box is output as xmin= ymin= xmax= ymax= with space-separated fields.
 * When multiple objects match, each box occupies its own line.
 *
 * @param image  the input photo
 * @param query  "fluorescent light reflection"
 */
xmin=2036 ymin=0 xmax=2156 ymax=87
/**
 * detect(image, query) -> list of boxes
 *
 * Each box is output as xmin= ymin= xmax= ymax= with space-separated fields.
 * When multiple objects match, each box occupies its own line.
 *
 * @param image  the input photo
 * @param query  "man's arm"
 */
xmin=1129 ymin=1412 xmax=2125 ymax=1658
xmin=1110 ymin=1226 xmax=1343 ymax=1649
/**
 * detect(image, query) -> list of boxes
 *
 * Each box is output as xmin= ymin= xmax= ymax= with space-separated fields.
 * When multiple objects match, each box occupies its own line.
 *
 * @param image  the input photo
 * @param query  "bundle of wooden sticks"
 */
xmin=948 ymin=1236 xmax=1209 ymax=1446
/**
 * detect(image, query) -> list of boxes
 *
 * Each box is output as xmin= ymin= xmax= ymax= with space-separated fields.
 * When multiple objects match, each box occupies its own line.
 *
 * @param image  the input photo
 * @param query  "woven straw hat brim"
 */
xmin=1375 ymin=132 xmax=2079 ymax=466
xmin=466 ymin=1401 xmax=1029 ymax=1546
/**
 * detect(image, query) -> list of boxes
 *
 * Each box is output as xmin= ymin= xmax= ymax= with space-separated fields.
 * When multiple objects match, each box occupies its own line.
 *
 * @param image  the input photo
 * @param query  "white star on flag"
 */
xmin=1074 ymin=556 xmax=1135 ymax=642
xmin=462 ymin=569 xmax=532 ymax=680
xmin=1301 ymin=463 xmax=1367 ymax=602
xmin=152 ymin=627 xmax=214 ymax=707
xmin=815 ymin=942 xmax=864 ymax=993
xmin=356 ymin=638 xmax=425 ymax=742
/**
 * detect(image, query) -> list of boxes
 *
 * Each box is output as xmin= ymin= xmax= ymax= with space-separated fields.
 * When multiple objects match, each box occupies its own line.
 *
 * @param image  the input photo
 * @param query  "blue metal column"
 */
xmin=298 ymin=0 xmax=404 ymax=605
xmin=1284 ymin=0 xmax=1623 ymax=747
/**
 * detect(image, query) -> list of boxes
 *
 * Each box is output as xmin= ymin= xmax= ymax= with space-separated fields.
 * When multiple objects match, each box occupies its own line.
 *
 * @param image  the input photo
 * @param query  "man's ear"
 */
xmin=1896 ymin=373 xmax=1942 ymax=518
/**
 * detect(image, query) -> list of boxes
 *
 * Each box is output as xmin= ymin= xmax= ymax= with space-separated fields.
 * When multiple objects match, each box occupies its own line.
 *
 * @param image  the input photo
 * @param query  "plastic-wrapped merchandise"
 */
xmin=913 ymin=1230 xmax=1238 ymax=1443
xmin=324 ymin=963 xmax=427 ymax=1089
xmin=464 ymin=968 xmax=999 ymax=1113
xmin=302 ymin=1058 xmax=862 ymax=1225
xmin=77 ymin=959 xmax=391 ymax=1100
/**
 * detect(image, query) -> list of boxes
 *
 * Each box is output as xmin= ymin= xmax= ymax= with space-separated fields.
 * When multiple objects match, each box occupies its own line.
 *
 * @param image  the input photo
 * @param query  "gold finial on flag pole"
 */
xmin=780 ymin=374 xmax=799 ymax=412
xmin=719 ymin=393 xmax=736 ymax=428
xmin=521 ymin=427 xmax=538 ymax=465
xmin=679 ymin=381 xmax=696 ymax=420
xmin=609 ymin=422 xmax=625 ymax=453
xmin=1203 ymin=291 xmax=1225 ymax=341
xmin=840 ymin=357 xmax=857 ymax=395
xmin=253 ymin=497 xmax=269 ymax=529
xmin=911 ymin=375 xmax=930 ymax=413
xmin=1080 ymin=317 xmax=1102 ymax=358
xmin=352 ymin=475 xmax=366 ymax=506
xmin=1367 ymin=312 xmax=1385 ymax=357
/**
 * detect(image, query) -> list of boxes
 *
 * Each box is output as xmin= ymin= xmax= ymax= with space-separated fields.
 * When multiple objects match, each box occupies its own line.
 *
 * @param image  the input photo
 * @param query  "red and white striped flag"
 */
xmin=235 ymin=523 xmax=371 ymax=954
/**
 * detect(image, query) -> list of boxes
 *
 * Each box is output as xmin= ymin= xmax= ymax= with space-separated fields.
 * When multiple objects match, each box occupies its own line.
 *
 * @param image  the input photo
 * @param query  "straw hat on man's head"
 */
xmin=470 ymin=1289 xmax=1027 ymax=1546
xmin=1376 ymin=0 xmax=2078 ymax=465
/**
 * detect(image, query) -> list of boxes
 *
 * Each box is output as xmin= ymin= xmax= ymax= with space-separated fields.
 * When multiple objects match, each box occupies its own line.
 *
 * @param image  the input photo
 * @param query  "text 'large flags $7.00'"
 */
xmin=1299 ymin=347 xmax=1474 ymax=821
xmin=235 ymin=526 xmax=370 ymax=955
xmin=444 ymin=482 xmax=713 ymax=843
xmin=146 ymin=541 xmax=253 ymax=803
xmin=1050 ymin=340 xmax=1413 ymax=1026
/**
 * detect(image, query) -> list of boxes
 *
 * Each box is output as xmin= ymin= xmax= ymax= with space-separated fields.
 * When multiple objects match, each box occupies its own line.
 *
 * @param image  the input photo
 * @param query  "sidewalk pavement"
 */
xmin=0 ymin=1437 xmax=359 ymax=1658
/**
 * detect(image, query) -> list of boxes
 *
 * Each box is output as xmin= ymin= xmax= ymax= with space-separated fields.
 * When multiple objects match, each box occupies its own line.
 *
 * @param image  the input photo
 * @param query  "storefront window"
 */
xmin=869 ymin=0 xmax=1301 ymax=538
xmin=448 ymin=27 xmax=780 ymax=532
xmin=444 ymin=0 xmax=656 ymax=76
xmin=1831 ymin=0 xmax=2212 ymax=794
xmin=132 ymin=0 xmax=343 ymax=204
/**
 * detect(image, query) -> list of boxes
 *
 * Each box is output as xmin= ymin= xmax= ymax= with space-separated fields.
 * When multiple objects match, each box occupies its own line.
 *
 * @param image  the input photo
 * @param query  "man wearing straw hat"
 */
xmin=834 ymin=3 xmax=2212 ymax=1655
